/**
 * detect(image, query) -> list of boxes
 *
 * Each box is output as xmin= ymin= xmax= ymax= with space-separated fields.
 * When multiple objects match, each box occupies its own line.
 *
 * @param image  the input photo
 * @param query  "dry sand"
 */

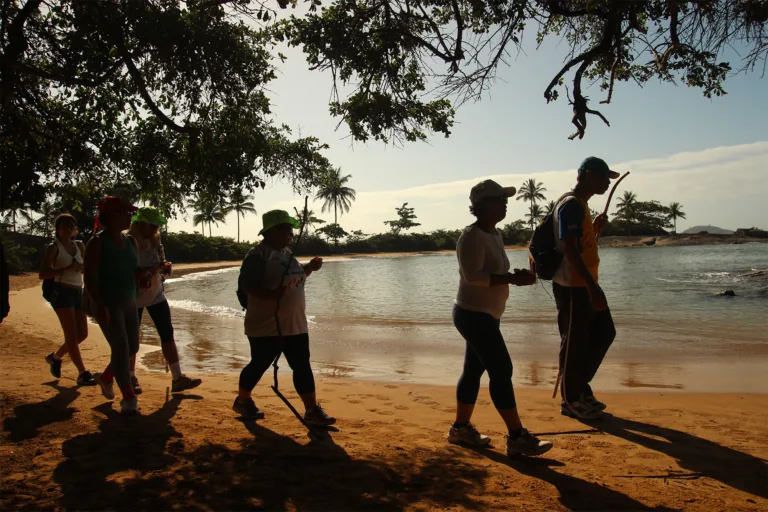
xmin=1 ymin=270 xmax=766 ymax=511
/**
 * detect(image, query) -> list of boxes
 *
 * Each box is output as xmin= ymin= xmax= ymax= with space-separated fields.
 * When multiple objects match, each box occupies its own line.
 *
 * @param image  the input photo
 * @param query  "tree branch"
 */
xmin=115 ymin=36 xmax=196 ymax=135
xmin=450 ymin=0 xmax=464 ymax=71
xmin=1 ymin=0 xmax=44 ymax=111
xmin=13 ymin=60 xmax=120 ymax=88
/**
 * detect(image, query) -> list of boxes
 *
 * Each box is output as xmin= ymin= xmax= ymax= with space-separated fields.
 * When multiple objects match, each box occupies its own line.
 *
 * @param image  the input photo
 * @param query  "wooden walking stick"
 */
xmin=595 ymin=171 xmax=630 ymax=242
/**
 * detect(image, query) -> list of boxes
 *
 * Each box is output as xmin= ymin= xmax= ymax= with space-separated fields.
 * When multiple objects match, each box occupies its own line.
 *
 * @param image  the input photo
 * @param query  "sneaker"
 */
xmin=171 ymin=375 xmax=202 ymax=393
xmin=304 ymin=405 xmax=336 ymax=426
xmin=45 ymin=353 xmax=62 ymax=379
xmin=77 ymin=370 xmax=97 ymax=386
xmin=120 ymin=397 xmax=139 ymax=416
xmin=583 ymin=395 xmax=607 ymax=411
xmin=561 ymin=400 xmax=604 ymax=420
xmin=94 ymin=372 xmax=115 ymax=400
xmin=232 ymin=397 xmax=265 ymax=420
xmin=131 ymin=376 xmax=142 ymax=395
xmin=447 ymin=422 xmax=492 ymax=446
xmin=506 ymin=429 xmax=553 ymax=457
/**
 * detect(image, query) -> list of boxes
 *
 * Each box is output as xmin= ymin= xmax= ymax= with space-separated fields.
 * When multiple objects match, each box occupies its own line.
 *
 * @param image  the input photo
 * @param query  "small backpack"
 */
xmin=528 ymin=193 xmax=574 ymax=280
xmin=235 ymin=247 xmax=256 ymax=310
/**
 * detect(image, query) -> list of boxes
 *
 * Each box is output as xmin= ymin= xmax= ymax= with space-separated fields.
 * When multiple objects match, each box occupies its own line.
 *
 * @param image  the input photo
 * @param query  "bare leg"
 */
xmin=497 ymin=408 xmax=523 ymax=434
xmin=53 ymin=310 xmax=89 ymax=359
xmin=54 ymin=308 xmax=86 ymax=374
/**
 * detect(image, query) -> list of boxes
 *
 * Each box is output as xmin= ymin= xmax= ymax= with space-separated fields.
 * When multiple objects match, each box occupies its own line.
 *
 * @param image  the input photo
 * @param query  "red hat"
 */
xmin=97 ymin=196 xmax=138 ymax=214
xmin=95 ymin=196 xmax=138 ymax=231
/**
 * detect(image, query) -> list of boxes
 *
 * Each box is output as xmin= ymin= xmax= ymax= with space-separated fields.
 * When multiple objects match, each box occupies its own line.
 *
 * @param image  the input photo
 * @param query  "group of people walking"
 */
xmin=39 ymin=155 xmax=618 ymax=459
xmin=40 ymin=198 xmax=201 ymax=415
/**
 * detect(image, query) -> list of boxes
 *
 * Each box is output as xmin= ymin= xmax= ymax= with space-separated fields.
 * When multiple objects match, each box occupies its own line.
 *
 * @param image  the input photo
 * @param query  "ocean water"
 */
xmin=138 ymin=243 xmax=768 ymax=392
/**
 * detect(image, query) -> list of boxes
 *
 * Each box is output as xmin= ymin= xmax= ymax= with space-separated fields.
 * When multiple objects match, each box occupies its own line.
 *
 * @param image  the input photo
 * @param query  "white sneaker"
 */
xmin=506 ymin=429 xmax=553 ymax=457
xmin=447 ymin=423 xmax=492 ymax=446
xmin=93 ymin=372 xmax=115 ymax=400
xmin=120 ymin=397 xmax=139 ymax=416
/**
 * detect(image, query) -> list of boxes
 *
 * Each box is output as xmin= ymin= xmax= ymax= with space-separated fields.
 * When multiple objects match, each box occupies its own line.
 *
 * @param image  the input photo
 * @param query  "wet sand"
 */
xmin=2 ymin=270 xmax=767 ymax=510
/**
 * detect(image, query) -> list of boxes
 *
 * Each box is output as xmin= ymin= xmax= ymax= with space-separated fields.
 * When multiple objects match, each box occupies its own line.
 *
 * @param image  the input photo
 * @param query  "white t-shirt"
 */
xmin=134 ymin=239 xmax=166 ymax=309
xmin=454 ymin=225 xmax=510 ymax=319
xmin=240 ymin=242 xmax=308 ymax=337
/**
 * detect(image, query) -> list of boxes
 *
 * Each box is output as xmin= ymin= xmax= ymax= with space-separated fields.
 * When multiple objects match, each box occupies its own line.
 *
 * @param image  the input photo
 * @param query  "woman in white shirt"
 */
xmin=40 ymin=214 xmax=96 ymax=385
xmin=126 ymin=207 xmax=202 ymax=395
xmin=448 ymin=179 xmax=552 ymax=457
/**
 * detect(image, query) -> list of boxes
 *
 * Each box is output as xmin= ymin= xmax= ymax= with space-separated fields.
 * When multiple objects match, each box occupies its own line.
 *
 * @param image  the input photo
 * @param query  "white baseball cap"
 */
xmin=469 ymin=179 xmax=517 ymax=206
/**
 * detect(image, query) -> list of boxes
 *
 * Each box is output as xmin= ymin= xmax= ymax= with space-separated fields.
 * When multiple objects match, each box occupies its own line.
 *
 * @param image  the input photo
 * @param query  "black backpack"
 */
xmin=528 ymin=193 xmax=574 ymax=280
xmin=42 ymin=243 xmax=61 ymax=303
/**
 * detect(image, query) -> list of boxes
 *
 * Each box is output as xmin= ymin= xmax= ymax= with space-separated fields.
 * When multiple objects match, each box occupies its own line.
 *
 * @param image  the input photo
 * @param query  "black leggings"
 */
xmin=238 ymin=334 xmax=316 ymax=395
xmin=452 ymin=305 xmax=516 ymax=409
xmin=137 ymin=299 xmax=174 ymax=343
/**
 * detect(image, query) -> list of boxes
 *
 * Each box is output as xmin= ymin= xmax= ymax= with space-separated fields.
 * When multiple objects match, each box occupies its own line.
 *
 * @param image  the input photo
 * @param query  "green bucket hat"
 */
xmin=259 ymin=209 xmax=300 ymax=236
xmin=131 ymin=206 xmax=167 ymax=227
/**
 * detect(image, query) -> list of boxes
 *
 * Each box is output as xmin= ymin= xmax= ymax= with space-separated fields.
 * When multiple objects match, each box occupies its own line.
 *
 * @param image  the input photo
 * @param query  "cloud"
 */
xmin=170 ymin=141 xmax=768 ymax=238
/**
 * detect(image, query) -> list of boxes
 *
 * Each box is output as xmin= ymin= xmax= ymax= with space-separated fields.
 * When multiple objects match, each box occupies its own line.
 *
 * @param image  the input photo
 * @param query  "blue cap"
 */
xmin=578 ymin=157 xmax=620 ymax=179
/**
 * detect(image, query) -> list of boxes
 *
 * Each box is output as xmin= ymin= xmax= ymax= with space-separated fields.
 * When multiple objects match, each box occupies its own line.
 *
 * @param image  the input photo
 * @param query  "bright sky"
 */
xmin=169 ymin=31 xmax=768 ymax=242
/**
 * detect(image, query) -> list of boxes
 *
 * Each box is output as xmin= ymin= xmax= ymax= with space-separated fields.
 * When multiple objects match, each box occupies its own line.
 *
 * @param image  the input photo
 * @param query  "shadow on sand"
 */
xmin=580 ymin=414 xmax=768 ymax=499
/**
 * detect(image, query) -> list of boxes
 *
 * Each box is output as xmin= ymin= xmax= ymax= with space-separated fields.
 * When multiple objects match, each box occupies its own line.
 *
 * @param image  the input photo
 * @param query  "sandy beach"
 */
xmin=1 ymin=269 xmax=767 ymax=511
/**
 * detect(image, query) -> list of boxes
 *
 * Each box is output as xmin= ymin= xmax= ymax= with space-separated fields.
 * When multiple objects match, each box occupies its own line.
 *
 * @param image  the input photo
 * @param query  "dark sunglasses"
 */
xmin=275 ymin=224 xmax=294 ymax=233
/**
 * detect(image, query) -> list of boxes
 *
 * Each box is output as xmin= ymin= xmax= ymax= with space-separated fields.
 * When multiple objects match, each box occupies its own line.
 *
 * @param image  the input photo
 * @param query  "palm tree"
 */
xmin=545 ymin=200 xmax=556 ymax=216
xmin=616 ymin=191 xmax=638 ymax=235
xmin=315 ymin=167 xmax=356 ymax=226
xmin=1 ymin=204 xmax=33 ymax=232
xmin=526 ymin=203 xmax=545 ymax=227
xmin=35 ymin=199 xmax=58 ymax=237
xmin=295 ymin=208 xmax=325 ymax=233
xmin=189 ymin=193 xmax=228 ymax=237
xmin=516 ymin=178 xmax=547 ymax=232
xmin=228 ymin=189 xmax=256 ymax=243
xmin=668 ymin=202 xmax=686 ymax=234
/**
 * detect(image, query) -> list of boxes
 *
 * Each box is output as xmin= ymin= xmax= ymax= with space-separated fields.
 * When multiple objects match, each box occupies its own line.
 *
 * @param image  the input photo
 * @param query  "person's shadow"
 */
xmin=52 ymin=393 xmax=201 ymax=510
xmin=3 ymin=381 xmax=80 ymax=442
xmin=465 ymin=445 xmax=660 ymax=511
xmin=580 ymin=414 xmax=768 ymax=499
xmin=98 ymin=417 xmax=494 ymax=511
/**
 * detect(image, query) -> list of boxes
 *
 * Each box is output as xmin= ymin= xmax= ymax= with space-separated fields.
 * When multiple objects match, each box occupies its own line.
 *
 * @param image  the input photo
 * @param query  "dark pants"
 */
xmin=553 ymin=283 xmax=616 ymax=403
xmin=238 ymin=334 xmax=315 ymax=395
xmin=99 ymin=299 xmax=140 ymax=393
xmin=452 ymin=305 xmax=517 ymax=409
xmin=138 ymin=299 xmax=174 ymax=343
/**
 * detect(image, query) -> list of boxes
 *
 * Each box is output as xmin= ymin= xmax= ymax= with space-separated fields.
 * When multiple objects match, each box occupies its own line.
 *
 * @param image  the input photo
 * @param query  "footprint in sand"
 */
xmin=384 ymin=384 xmax=398 ymax=389
xmin=394 ymin=405 xmax=409 ymax=411
xmin=347 ymin=399 xmax=362 ymax=404
xmin=367 ymin=408 xmax=395 ymax=416
xmin=411 ymin=394 xmax=439 ymax=407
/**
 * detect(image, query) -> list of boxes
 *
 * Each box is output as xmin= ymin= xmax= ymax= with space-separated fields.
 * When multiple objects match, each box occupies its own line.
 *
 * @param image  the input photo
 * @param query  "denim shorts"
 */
xmin=51 ymin=284 xmax=83 ymax=310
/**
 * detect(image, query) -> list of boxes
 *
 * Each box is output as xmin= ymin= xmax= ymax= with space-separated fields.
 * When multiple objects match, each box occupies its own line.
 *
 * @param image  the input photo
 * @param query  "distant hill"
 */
xmin=683 ymin=225 xmax=734 ymax=235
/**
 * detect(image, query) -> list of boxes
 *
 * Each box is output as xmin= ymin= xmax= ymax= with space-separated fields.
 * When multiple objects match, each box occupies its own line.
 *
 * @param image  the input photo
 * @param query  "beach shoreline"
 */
xmin=2 ymin=267 xmax=767 ymax=510
xmin=1 ymin=328 xmax=767 ymax=511
xmin=10 ymin=234 xmax=766 ymax=289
